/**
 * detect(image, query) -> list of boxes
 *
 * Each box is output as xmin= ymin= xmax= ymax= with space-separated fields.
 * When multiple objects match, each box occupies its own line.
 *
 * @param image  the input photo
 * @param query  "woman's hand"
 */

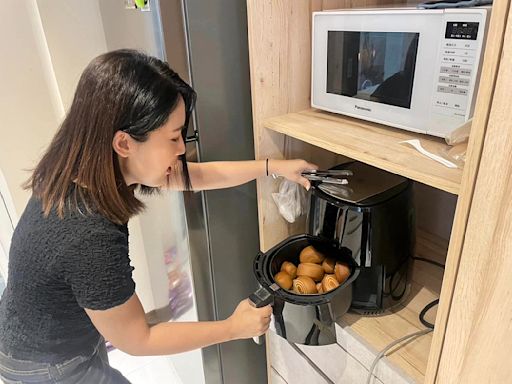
xmin=227 ymin=299 xmax=272 ymax=340
xmin=268 ymin=159 xmax=319 ymax=190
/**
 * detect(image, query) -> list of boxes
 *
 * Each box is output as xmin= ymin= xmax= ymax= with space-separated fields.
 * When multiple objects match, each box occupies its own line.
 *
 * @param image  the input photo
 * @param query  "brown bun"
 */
xmin=297 ymin=262 xmax=325 ymax=282
xmin=321 ymin=274 xmax=340 ymax=292
xmin=292 ymin=276 xmax=317 ymax=294
xmin=280 ymin=261 xmax=297 ymax=279
xmin=334 ymin=262 xmax=351 ymax=284
xmin=322 ymin=258 xmax=336 ymax=273
xmin=274 ymin=271 xmax=293 ymax=290
xmin=316 ymin=282 xmax=324 ymax=294
xmin=299 ymin=245 xmax=326 ymax=264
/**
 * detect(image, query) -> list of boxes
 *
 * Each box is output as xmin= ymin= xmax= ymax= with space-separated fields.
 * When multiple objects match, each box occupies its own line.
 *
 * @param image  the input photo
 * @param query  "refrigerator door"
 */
xmin=179 ymin=1 xmax=267 ymax=383
xmin=161 ymin=1 xmax=266 ymax=383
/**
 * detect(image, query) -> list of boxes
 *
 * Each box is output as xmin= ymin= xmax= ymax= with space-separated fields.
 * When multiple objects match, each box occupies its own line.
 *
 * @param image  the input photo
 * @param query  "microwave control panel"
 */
xmin=432 ymin=21 xmax=482 ymax=119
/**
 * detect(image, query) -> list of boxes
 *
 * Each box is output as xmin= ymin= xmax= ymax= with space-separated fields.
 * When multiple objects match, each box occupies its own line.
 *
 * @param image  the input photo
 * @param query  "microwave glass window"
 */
xmin=326 ymin=31 xmax=419 ymax=109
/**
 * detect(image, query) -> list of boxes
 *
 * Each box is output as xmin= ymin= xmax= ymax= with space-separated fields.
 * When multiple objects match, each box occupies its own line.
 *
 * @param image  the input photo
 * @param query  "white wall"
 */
xmin=0 ymin=0 xmax=111 ymax=216
xmin=37 ymin=0 xmax=108 ymax=110
xmin=0 ymin=0 xmax=185 ymax=315
xmin=0 ymin=0 xmax=64 ymax=215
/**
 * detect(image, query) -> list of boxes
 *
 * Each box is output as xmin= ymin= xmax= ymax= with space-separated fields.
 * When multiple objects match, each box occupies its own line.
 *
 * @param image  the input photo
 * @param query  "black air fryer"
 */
xmin=308 ymin=161 xmax=414 ymax=313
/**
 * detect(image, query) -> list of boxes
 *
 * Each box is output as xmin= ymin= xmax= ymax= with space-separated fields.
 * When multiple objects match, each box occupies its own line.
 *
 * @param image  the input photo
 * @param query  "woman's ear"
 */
xmin=112 ymin=131 xmax=132 ymax=158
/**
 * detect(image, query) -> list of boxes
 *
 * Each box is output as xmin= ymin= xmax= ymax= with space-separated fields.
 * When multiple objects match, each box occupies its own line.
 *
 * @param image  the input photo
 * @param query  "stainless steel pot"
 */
xmin=249 ymin=234 xmax=359 ymax=345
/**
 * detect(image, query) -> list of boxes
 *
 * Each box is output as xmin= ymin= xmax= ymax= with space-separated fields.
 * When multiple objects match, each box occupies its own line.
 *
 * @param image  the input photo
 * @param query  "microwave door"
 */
xmin=342 ymin=32 xmax=360 ymax=97
xmin=327 ymin=31 xmax=359 ymax=97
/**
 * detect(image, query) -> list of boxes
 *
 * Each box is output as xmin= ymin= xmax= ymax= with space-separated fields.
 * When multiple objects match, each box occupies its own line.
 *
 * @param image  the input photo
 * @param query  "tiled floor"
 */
xmin=108 ymin=348 xmax=184 ymax=384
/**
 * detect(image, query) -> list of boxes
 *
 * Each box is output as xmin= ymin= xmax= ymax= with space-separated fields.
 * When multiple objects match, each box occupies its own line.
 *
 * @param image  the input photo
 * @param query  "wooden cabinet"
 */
xmin=246 ymin=0 xmax=512 ymax=383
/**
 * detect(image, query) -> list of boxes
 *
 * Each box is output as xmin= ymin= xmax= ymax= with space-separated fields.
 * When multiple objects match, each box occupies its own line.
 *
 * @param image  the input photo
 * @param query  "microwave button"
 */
xmin=437 ymin=85 xmax=454 ymax=94
xmin=460 ymin=56 xmax=474 ymax=65
xmin=440 ymin=66 xmax=460 ymax=75
xmin=433 ymin=100 xmax=465 ymax=111
xmin=441 ymin=56 xmax=475 ymax=65
xmin=455 ymin=88 xmax=468 ymax=95
xmin=434 ymin=100 xmax=450 ymax=107
xmin=458 ymin=78 xmax=470 ymax=86
xmin=443 ymin=40 xmax=477 ymax=49
xmin=439 ymin=76 xmax=467 ymax=85
xmin=459 ymin=68 xmax=472 ymax=76
xmin=442 ymin=48 xmax=475 ymax=58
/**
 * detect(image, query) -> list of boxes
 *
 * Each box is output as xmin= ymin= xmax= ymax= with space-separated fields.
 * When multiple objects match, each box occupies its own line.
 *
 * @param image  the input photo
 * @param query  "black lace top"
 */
xmin=0 ymin=196 xmax=135 ymax=363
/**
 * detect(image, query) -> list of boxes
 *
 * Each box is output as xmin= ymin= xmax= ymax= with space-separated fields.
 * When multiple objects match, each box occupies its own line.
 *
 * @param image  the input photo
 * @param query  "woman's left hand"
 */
xmin=268 ymin=159 xmax=318 ymax=190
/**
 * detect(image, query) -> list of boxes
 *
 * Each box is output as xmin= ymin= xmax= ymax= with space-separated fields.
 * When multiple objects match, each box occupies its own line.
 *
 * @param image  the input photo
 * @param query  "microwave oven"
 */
xmin=311 ymin=7 xmax=490 ymax=138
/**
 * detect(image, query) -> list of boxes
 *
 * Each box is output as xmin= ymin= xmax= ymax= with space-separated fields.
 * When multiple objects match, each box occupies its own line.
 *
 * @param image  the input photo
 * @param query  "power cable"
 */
xmin=365 ymin=328 xmax=433 ymax=384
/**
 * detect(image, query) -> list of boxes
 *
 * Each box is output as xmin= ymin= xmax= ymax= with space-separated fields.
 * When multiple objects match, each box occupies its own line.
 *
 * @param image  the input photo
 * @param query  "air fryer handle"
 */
xmin=248 ymin=286 xmax=274 ymax=308
xmin=248 ymin=286 xmax=274 ymax=345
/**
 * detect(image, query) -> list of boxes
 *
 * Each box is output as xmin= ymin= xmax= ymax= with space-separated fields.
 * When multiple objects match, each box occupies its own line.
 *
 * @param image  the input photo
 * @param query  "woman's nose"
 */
xmin=177 ymin=135 xmax=186 ymax=156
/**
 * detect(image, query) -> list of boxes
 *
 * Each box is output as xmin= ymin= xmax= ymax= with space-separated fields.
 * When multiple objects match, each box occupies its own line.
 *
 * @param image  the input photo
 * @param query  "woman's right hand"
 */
xmin=227 ymin=299 xmax=272 ymax=340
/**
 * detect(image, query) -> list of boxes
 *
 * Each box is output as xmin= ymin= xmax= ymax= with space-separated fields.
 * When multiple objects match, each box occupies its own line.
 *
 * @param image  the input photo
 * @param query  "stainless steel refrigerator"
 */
xmin=98 ymin=1 xmax=266 ymax=383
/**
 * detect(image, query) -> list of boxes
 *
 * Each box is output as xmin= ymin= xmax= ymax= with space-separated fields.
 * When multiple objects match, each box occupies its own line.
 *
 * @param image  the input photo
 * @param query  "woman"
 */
xmin=0 ymin=50 xmax=317 ymax=383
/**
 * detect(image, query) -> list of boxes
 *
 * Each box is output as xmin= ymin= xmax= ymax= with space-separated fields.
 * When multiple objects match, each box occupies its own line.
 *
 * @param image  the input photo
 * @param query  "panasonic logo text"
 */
xmin=354 ymin=105 xmax=371 ymax=112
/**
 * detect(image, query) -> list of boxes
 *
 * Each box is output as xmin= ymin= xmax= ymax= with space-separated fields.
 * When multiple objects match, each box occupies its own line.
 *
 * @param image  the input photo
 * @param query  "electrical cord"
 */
xmin=382 ymin=258 xmax=409 ymax=300
xmin=413 ymin=256 xmax=445 ymax=329
xmin=420 ymin=299 xmax=439 ymax=329
xmin=365 ymin=328 xmax=433 ymax=384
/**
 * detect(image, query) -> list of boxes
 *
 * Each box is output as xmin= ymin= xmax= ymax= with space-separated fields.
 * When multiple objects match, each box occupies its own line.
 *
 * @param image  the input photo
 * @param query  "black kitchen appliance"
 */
xmin=308 ymin=161 xmax=414 ymax=313
xmin=249 ymin=161 xmax=414 ymax=346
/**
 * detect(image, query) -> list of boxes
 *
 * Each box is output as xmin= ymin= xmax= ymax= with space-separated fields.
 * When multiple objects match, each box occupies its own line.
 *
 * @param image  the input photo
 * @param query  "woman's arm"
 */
xmin=85 ymin=294 xmax=271 ymax=356
xmin=187 ymin=159 xmax=318 ymax=191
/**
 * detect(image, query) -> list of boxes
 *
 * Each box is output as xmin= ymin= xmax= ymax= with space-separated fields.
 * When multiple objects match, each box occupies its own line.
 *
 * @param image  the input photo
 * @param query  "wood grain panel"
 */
xmin=264 ymin=109 xmax=463 ymax=194
xmin=424 ymin=1 xmax=512 ymax=382
xmin=247 ymin=0 xmax=341 ymax=252
xmin=434 ymin=2 xmax=512 ymax=382
xmin=321 ymin=0 xmax=407 ymax=9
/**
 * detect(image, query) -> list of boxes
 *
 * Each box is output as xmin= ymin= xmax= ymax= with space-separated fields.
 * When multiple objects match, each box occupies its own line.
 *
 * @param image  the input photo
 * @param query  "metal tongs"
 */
xmin=301 ymin=169 xmax=353 ymax=185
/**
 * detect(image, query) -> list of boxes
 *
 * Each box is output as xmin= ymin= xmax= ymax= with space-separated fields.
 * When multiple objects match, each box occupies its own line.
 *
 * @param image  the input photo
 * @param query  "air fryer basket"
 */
xmin=254 ymin=234 xmax=359 ymax=305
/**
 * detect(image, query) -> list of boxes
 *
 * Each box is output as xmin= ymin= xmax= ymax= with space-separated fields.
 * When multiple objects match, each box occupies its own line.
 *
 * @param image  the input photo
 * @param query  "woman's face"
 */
xmin=120 ymin=97 xmax=186 ymax=187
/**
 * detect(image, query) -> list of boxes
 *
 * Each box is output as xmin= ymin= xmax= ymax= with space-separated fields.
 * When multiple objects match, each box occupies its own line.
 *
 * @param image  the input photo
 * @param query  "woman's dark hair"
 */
xmin=26 ymin=49 xmax=196 ymax=224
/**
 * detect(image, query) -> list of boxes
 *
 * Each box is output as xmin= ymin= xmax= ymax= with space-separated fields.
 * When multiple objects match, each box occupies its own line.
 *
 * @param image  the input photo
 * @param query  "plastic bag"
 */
xmin=436 ymin=118 xmax=472 ymax=168
xmin=440 ymin=142 xmax=468 ymax=168
xmin=445 ymin=118 xmax=472 ymax=146
xmin=272 ymin=179 xmax=307 ymax=223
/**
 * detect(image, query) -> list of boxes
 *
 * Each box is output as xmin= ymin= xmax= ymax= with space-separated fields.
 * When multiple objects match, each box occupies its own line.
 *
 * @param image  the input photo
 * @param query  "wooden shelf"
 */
xmin=264 ymin=109 xmax=463 ymax=195
xmin=339 ymin=230 xmax=447 ymax=383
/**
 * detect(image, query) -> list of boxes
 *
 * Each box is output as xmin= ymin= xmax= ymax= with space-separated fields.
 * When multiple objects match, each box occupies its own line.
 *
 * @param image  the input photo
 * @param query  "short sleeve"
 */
xmin=65 ymin=225 xmax=135 ymax=310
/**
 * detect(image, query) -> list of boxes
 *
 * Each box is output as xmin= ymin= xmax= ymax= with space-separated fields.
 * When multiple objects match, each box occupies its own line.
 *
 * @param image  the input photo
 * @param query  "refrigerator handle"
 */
xmin=185 ymin=130 xmax=199 ymax=143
